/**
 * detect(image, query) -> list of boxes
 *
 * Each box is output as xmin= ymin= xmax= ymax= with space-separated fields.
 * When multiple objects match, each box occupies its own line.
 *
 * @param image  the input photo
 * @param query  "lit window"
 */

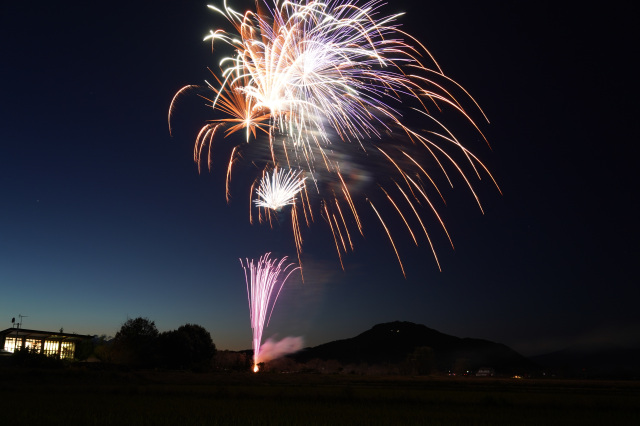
xmin=4 ymin=337 xmax=19 ymax=353
xmin=43 ymin=340 xmax=59 ymax=356
xmin=24 ymin=339 xmax=42 ymax=353
xmin=61 ymin=342 xmax=75 ymax=359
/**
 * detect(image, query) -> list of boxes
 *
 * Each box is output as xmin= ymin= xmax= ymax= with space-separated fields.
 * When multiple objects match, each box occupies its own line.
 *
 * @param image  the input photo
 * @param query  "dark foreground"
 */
xmin=0 ymin=368 xmax=638 ymax=425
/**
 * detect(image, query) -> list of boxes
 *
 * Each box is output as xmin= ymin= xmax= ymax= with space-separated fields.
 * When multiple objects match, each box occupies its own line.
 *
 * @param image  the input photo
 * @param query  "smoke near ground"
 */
xmin=258 ymin=336 xmax=304 ymax=362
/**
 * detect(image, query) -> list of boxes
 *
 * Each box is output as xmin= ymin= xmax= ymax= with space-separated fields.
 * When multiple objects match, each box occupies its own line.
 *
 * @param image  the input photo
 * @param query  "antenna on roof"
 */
xmin=18 ymin=314 xmax=28 ymax=329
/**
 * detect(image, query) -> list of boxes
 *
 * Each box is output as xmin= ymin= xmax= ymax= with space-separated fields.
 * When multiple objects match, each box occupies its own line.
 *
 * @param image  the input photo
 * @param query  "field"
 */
xmin=0 ymin=368 xmax=638 ymax=425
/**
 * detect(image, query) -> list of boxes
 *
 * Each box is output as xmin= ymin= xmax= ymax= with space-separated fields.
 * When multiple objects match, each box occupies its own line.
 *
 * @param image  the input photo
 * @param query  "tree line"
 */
xmin=87 ymin=317 xmax=217 ymax=371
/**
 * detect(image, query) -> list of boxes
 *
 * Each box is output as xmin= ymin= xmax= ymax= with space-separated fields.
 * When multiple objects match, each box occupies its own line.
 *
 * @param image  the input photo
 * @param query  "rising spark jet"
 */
xmin=240 ymin=253 xmax=300 ymax=371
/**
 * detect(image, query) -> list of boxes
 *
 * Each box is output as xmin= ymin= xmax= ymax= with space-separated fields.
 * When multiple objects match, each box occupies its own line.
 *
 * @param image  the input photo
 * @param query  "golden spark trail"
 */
xmin=171 ymin=0 xmax=500 ymax=275
xmin=369 ymin=200 xmax=405 ymax=278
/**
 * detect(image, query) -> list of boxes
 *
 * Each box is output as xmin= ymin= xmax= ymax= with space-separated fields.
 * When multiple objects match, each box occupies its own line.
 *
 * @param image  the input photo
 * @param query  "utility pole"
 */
xmin=14 ymin=314 xmax=28 ymax=352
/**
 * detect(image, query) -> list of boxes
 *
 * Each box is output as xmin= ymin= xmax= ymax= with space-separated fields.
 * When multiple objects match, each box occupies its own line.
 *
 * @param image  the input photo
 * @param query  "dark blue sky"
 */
xmin=1 ymin=1 xmax=637 ymax=356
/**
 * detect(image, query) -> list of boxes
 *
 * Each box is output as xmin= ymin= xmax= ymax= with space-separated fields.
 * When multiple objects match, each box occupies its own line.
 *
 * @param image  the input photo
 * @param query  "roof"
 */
xmin=0 ymin=328 xmax=94 ymax=341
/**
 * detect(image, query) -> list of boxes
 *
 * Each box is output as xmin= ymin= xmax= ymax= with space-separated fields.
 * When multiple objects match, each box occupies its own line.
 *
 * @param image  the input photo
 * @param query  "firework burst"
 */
xmin=171 ymin=0 xmax=500 ymax=274
xmin=254 ymin=167 xmax=306 ymax=210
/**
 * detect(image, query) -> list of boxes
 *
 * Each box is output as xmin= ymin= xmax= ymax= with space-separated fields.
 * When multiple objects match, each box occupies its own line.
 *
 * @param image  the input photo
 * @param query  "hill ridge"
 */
xmin=290 ymin=321 xmax=536 ymax=375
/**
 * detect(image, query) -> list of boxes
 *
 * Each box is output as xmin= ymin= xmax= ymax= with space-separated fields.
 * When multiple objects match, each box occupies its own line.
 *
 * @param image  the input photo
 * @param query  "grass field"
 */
xmin=0 ymin=368 xmax=638 ymax=425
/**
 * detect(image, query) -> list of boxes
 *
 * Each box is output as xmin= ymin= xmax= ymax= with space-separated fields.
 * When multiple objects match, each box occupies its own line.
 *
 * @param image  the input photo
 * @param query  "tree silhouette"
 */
xmin=156 ymin=323 xmax=216 ymax=371
xmin=112 ymin=317 xmax=159 ymax=367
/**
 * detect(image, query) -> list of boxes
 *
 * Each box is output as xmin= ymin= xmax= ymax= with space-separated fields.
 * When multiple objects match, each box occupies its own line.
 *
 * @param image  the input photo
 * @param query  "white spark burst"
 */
xmin=254 ymin=168 xmax=306 ymax=210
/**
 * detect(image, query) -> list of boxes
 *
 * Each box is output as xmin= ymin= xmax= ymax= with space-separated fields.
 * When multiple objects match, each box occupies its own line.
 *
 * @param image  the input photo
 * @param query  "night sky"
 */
xmin=1 ymin=1 xmax=637 ymax=357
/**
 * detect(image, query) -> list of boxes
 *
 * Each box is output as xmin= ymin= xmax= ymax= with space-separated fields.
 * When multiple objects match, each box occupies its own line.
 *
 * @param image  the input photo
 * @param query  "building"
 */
xmin=0 ymin=327 xmax=94 ymax=360
xmin=476 ymin=367 xmax=496 ymax=377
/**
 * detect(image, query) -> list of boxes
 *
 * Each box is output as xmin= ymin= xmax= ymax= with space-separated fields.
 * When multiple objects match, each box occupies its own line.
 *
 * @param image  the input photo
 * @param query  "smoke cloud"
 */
xmin=258 ymin=336 xmax=304 ymax=362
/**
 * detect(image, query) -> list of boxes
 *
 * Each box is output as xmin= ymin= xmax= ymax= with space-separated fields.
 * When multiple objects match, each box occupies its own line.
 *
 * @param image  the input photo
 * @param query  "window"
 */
xmin=24 ymin=339 xmax=42 ymax=353
xmin=43 ymin=340 xmax=59 ymax=357
xmin=60 ymin=341 xmax=75 ymax=359
xmin=4 ymin=337 xmax=19 ymax=353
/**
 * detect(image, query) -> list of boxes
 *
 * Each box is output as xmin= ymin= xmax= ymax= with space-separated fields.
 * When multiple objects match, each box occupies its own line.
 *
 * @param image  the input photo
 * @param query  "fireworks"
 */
xmin=170 ymin=0 xmax=500 ymax=368
xmin=171 ymin=0 xmax=499 ymax=274
xmin=254 ymin=168 xmax=306 ymax=210
xmin=240 ymin=253 xmax=300 ymax=369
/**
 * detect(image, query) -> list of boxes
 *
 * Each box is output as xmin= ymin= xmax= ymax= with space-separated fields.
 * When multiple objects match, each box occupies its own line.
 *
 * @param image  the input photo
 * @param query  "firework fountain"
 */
xmin=240 ymin=253 xmax=300 ymax=371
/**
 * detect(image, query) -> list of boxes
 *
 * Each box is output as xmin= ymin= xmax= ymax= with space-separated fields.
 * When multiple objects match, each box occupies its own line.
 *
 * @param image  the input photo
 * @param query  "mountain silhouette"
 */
xmin=290 ymin=321 xmax=536 ymax=375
